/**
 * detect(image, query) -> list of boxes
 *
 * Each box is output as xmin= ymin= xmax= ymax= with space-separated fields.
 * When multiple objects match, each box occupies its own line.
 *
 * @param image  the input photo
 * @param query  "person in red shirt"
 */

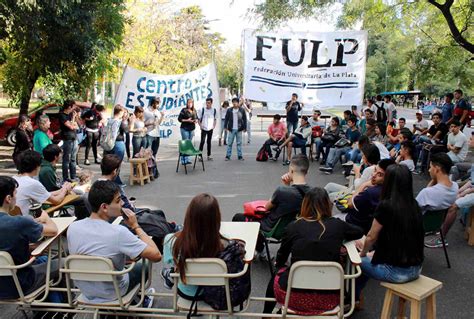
xmin=264 ymin=114 xmax=287 ymax=161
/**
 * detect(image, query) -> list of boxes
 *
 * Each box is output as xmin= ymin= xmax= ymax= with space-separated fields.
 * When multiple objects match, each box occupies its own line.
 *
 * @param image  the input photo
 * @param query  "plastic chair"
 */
xmin=172 ymin=258 xmax=250 ymax=316
xmin=176 ymin=140 xmax=205 ymax=174
xmin=423 ymin=209 xmax=450 ymax=268
xmin=261 ymin=214 xmax=296 ymax=276
xmin=61 ymin=255 xmax=149 ymax=318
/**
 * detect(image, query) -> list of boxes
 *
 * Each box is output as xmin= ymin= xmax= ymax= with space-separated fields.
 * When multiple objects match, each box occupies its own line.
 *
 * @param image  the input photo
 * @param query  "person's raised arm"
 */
xmin=36 ymin=211 xmax=58 ymax=237
xmin=123 ymin=209 xmax=162 ymax=262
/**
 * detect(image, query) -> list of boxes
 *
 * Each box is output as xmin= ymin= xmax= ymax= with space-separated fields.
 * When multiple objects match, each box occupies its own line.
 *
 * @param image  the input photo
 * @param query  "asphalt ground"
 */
xmin=0 ymin=106 xmax=473 ymax=318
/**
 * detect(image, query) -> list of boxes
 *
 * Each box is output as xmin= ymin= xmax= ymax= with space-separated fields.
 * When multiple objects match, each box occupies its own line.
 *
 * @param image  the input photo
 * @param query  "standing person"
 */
xmin=285 ymin=93 xmax=302 ymax=133
xmin=198 ymin=98 xmax=217 ymax=161
xmin=242 ymin=98 xmax=253 ymax=143
xmin=178 ymin=98 xmax=198 ymax=164
xmin=374 ymin=95 xmax=388 ymax=125
xmin=441 ymin=93 xmax=455 ymax=124
xmin=264 ymin=114 xmax=287 ymax=161
xmin=219 ymin=101 xmax=229 ymax=146
xmin=224 ymin=97 xmax=247 ymax=161
xmin=384 ymin=95 xmax=397 ymax=124
xmin=103 ymin=105 xmax=127 ymax=185
xmin=82 ymin=103 xmax=104 ymax=165
xmin=356 ymin=164 xmax=424 ymax=301
xmin=13 ymin=115 xmax=33 ymax=168
xmin=32 ymin=115 xmax=52 ymax=156
xmin=452 ymin=89 xmax=470 ymax=127
xmin=130 ymin=106 xmax=148 ymax=157
xmin=144 ymin=97 xmax=164 ymax=158
xmin=59 ymin=100 xmax=80 ymax=182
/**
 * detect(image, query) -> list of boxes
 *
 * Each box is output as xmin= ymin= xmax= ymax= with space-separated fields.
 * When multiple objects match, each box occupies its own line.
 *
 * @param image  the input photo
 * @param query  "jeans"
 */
xmin=447 ymin=151 xmax=462 ymax=163
xmin=219 ymin=119 xmax=227 ymax=141
xmin=356 ymin=256 xmax=421 ymax=300
xmin=146 ymin=135 xmax=160 ymax=158
xmin=226 ymin=129 xmax=242 ymax=158
xmin=199 ymin=129 xmax=213 ymax=156
xmin=180 ymin=128 xmax=194 ymax=162
xmin=62 ymin=139 xmax=78 ymax=181
xmin=124 ymin=131 xmax=131 ymax=160
xmin=313 ymin=137 xmax=322 ymax=158
xmin=132 ymin=135 xmax=147 ymax=157
xmin=318 ymin=140 xmax=335 ymax=162
xmin=287 ymin=120 xmax=298 ymax=134
xmin=264 ymin=138 xmax=283 ymax=158
xmin=350 ymin=147 xmax=362 ymax=163
xmin=84 ymin=130 xmax=99 ymax=161
xmin=326 ymin=146 xmax=351 ymax=168
xmin=126 ymin=260 xmax=149 ymax=294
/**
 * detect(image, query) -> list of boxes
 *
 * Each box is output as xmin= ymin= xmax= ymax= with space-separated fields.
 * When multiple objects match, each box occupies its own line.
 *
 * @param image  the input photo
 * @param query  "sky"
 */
xmin=175 ymin=0 xmax=342 ymax=49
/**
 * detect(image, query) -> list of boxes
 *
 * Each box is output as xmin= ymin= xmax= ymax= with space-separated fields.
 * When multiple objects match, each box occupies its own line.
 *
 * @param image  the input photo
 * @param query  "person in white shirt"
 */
xmin=396 ymin=141 xmax=416 ymax=172
xmin=242 ymin=99 xmax=253 ymax=144
xmin=219 ymin=101 xmax=229 ymax=146
xmin=384 ymin=95 xmax=397 ymax=123
xmin=144 ymin=97 xmax=164 ymax=158
xmin=446 ymin=120 xmax=469 ymax=163
xmin=13 ymin=150 xmax=72 ymax=216
xmin=412 ymin=111 xmax=429 ymax=137
xmin=198 ymin=98 xmax=217 ymax=161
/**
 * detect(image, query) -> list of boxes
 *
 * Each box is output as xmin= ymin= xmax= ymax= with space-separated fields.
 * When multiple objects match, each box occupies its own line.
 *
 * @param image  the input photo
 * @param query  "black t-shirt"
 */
xmin=346 ymin=185 xmax=382 ymax=234
xmin=286 ymin=101 xmax=301 ymax=123
xmin=13 ymin=129 xmax=32 ymax=156
xmin=59 ymin=112 xmax=76 ymax=140
xmin=0 ymin=213 xmax=43 ymax=299
xmin=178 ymin=108 xmax=197 ymax=131
xmin=82 ymin=109 xmax=101 ymax=130
xmin=260 ymin=184 xmax=311 ymax=232
xmin=371 ymin=201 xmax=424 ymax=267
xmin=276 ymin=217 xmax=363 ymax=289
xmin=427 ymin=123 xmax=448 ymax=141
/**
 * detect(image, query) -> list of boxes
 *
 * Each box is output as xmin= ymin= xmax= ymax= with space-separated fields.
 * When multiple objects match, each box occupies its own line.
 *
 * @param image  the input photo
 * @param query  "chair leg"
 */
xmin=176 ymin=155 xmax=180 ymax=173
xmin=193 ymin=155 xmax=197 ymax=170
xmin=184 ymin=160 xmax=188 ymax=174
xmin=262 ymin=235 xmax=274 ymax=277
xmin=380 ymin=289 xmax=394 ymax=319
xmin=439 ymin=229 xmax=451 ymax=268
xmin=201 ymin=155 xmax=205 ymax=171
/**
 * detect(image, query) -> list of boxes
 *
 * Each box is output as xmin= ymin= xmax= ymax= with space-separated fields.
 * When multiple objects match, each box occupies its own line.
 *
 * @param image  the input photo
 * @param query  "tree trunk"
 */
xmin=19 ymin=71 xmax=39 ymax=117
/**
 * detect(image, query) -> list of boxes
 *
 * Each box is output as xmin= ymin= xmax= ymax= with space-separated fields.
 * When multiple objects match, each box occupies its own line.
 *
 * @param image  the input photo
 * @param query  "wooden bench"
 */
xmin=129 ymin=158 xmax=151 ymax=186
xmin=380 ymin=275 xmax=442 ymax=319
xmin=465 ymin=207 xmax=474 ymax=246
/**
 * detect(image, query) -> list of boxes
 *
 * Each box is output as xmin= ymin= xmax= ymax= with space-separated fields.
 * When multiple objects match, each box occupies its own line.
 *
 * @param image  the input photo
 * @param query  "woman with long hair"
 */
xmin=13 ymin=115 xmax=33 ymax=168
xmin=356 ymin=164 xmax=424 ymax=300
xmin=318 ymin=117 xmax=341 ymax=164
xmin=177 ymin=98 xmax=198 ymax=164
xmin=263 ymin=187 xmax=363 ymax=315
xmin=130 ymin=106 xmax=147 ymax=156
xmin=372 ymin=123 xmax=388 ymax=144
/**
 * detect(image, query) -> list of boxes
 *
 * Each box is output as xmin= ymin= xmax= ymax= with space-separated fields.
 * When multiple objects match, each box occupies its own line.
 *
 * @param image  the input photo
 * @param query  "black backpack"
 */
xmin=375 ymin=102 xmax=388 ymax=124
xmin=256 ymin=145 xmax=269 ymax=161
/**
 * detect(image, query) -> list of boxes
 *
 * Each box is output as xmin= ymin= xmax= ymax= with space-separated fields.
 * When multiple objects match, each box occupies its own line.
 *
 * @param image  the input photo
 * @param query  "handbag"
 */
xmin=243 ymin=200 xmax=269 ymax=219
xmin=321 ymin=133 xmax=337 ymax=143
xmin=334 ymin=138 xmax=351 ymax=148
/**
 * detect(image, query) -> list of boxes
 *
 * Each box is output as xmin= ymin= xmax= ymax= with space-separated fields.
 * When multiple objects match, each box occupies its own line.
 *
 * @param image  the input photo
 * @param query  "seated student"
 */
xmin=263 ymin=187 xmax=363 ymax=314
xmin=412 ymin=111 xmax=429 ymax=141
xmin=358 ymin=109 xmax=374 ymax=135
xmin=342 ymin=158 xmax=395 ymax=234
xmin=446 ymin=120 xmax=469 ymax=164
xmin=162 ymin=193 xmax=247 ymax=300
xmin=414 ymin=113 xmax=449 ymax=172
xmin=395 ymin=141 xmax=415 ymax=172
xmin=357 ymin=164 xmax=424 ymax=301
xmin=372 ymin=123 xmax=388 ymax=145
xmin=39 ymin=144 xmax=62 ymax=192
xmin=319 ymin=116 xmax=360 ymax=174
xmin=318 ymin=117 xmax=341 ymax=164
xmin=0 ymin=176 xmax=59 ymax=299
xmin=13 ymin=150 xmax=72 ymax=216
xmin=308 ymin=110 xmax=325 ymax=158
xmin=264 ymin=114 xmax=287 ymax=161
xmin=67 ymin=180 xmax=161 ymax=305
xmin=416 ymin=153 xmax=458 ymax=215
xmin=233 ymin=155 xmax=311 ymax=257
xmin=388 ymin=118 xmax=407 ymax=145
xmin=274 ymin=116 xmax=312 ymax=166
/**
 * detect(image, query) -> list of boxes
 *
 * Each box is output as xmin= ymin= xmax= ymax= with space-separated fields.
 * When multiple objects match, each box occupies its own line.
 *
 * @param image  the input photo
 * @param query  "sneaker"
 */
xmin=342 ymin=161 xmax=354 ymax=167
xmin=319 ymin=166 xmax=332 ymax=172
xmin=84 ymin=159 xmax=90 ymax=166
xmin=238 ymin=156 xmax=244 ymax=161
xmin=268 ymin=156 xmax=274 ymax=161
xmin=160 ymin=268 xmax=174 ymax=290
xmin=94 ymin=159 xmax=101 ymax=165
xmin=275 ymin=148 xmax=282 ymax=159
xmin=324 ymin=169 xmax=333 ymax=175
xmin=207 ymin=156 xmax=213 ymax=161
xmin=143 ymin=288 xmax=155 ymax=308
xmin=283 ymin=160 xmax=290 ymax=166
xmin=225 ymin=156 xmax=230 ymax=161
xmin=424 ymin=236 xmax=447 ymax=248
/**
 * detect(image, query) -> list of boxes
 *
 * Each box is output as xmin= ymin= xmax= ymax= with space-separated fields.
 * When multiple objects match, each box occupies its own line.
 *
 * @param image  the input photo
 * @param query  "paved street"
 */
xmin=0 ymin=106 xmax=473 ymax=318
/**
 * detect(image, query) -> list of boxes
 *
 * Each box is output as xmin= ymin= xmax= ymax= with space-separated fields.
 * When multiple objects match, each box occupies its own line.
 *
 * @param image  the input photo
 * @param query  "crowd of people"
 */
xmin=0 ymin=88 xmax=472 ymax=316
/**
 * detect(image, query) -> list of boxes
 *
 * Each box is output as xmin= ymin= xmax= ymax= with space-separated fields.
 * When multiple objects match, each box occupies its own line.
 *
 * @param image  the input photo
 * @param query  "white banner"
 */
xmin=243 ymin=29 xmax=367 ymax=108
xmin=114 ymin=63 xmax=220 ymax=142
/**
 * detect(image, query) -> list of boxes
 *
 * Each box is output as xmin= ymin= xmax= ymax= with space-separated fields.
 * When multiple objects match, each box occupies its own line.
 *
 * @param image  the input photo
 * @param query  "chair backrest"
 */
xmin=64 ymin=255 xmax=116 ymax=282
xmin=423 ymin=209 xmax=448 ymax=233
xmin=180 ymin=258 xmax=228 ymax=286
xmin=0 ymin=252 xmax=15 ymax=277
xmin=178 ymin=140 xmax=196 ymax=153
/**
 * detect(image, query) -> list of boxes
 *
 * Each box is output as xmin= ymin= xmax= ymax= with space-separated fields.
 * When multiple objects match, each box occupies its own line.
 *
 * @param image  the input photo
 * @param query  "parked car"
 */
xmin=421 ymin=103 xmax=437 ymax=118
xmin=0 ymin=102 xmax=91 ymax=146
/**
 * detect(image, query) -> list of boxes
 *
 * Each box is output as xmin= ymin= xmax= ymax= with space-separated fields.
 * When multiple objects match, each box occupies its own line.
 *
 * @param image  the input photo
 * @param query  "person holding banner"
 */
xmin=198 ymin=98 xmax=217 ymax=161
xmin=224 ymin=97 xmax=247 ymax=161
xmin=144 ymin=97 xmax=164 ymax=159
xmin=178 ymin=99 xmax=198 ymax=164
xmin=286 ymin=93 xmax=303 ymax=134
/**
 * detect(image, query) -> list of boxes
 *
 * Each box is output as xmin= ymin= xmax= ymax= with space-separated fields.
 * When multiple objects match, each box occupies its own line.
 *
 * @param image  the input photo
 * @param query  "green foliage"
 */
xmin=216 ymin=49 xmax=241 ymax=94
xmin=0 ymin=0 xmax=126 ymax=113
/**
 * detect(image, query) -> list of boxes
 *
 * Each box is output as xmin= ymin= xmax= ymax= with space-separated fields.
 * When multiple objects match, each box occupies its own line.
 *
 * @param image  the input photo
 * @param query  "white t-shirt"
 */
xmin=308 ymin=118 xmax=325 ymax=128
xmin=416 ymin=182 xmax=459 ymax=214
xmin=447 ymin=131 xmax=469 ymax=161
xmin=13 ymin=176 xmax=51 ymax=216
xmin=354 ymin=165 xmax=375 ymax=189
xmin=67 ymin=218 xmax=147 ymax=303
xmin=386 ymin=102 xmax=396 ymax=120
xmin=413 ymin=119 xmax=429 ymax=135
xmin=400 ymin=159 xmax=415 ymax=172
xmin=144 ymin=107 xmax=163 ymax=138
xmin=198 ymin=107 xmax=216 ymax=131
xmin=220 ymin=107 xmax=228 ymax=120
xmin=373 ymin=141 xmax=391 ymax=159
xmin=232 ymin=108 xmax=239 ymax=130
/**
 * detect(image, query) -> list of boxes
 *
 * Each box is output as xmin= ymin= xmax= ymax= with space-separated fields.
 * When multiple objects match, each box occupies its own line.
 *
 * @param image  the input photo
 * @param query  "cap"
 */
xmin=416 ymin=110 xmax=423 ymax=115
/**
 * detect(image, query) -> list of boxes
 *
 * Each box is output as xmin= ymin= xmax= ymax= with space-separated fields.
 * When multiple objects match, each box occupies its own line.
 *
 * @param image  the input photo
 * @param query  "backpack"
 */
xmin=201 ymin=240 xmax=251 ymax=310
xmin=375 ymin=102 xmax=388 ymax=124
xmin=100 ymin=119 xmax=117 ymax=151
xmin=201 ymin=108 xmax=217 ymax=120
xmin=256 ymin=145 xmax=268 ymax=162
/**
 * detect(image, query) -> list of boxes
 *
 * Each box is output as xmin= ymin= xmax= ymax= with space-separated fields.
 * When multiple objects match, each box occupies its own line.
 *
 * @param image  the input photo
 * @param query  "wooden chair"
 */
xmin=465 ymin=207 xmax=474 ymax=246
xmin=380 ymin=275 xmax=442 ymax=319
xmin=129 ymin=158 xmax=151 ymax=186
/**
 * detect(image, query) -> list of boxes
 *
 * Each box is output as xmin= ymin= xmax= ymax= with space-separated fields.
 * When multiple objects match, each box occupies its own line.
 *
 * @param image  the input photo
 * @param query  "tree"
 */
xmin=0 ymin=0 xmax=126 ymax=115
xmin=216 ymin=49 xmax=241 ymax=94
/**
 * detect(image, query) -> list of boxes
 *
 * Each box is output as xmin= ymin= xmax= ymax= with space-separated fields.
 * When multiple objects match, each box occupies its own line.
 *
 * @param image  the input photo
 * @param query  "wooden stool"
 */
xmin=465 ymin=207 xmax=474 ymax=246
xmin=380 ymin=275 xmax=442 ymax=319
xmin=129 ymin=158 xmax=151 ymax=186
